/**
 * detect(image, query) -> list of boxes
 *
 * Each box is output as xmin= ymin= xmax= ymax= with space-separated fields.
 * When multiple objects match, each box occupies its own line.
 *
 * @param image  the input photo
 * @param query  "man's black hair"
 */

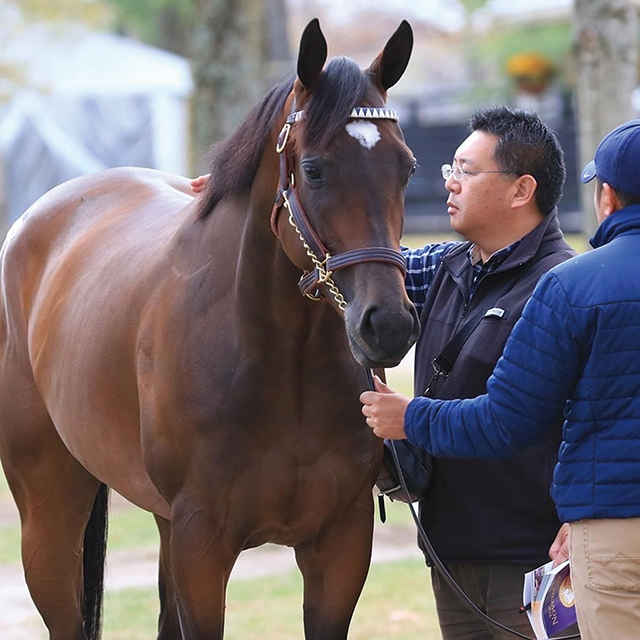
xmin=470 ymin=106 xmax=565 ymax=215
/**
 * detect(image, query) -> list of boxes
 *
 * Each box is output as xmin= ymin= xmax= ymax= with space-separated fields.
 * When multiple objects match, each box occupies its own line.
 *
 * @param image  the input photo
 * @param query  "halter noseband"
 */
xmin=270 ymin=105 xmax=407 ymax=312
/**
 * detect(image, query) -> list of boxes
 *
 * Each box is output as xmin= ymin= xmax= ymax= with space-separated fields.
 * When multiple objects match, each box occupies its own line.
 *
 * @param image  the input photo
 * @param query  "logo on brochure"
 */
xmin=558 ymin=575 xmax=575 ymax=608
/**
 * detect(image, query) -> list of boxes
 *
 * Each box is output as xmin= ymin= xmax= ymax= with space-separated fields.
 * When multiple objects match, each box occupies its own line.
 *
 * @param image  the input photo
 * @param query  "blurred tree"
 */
xmin=107 ymin=0 xmax=193 ymax=55
xmin=190 ymin=0 xmax=291 ymax=172
xmin=477 ymin=22 xmax=571 ymax=82
xmin=574 ymin=0 xmax=639 ymax=236
xmin=459 ymin=3 xmax=572 ymax=108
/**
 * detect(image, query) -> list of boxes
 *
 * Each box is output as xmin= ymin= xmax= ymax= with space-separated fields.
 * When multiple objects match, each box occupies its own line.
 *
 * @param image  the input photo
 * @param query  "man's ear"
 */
xmin=511 ymin=174 xmax=538 ymax=210
xmin=599 ymin=183 xmax=620 ymax=219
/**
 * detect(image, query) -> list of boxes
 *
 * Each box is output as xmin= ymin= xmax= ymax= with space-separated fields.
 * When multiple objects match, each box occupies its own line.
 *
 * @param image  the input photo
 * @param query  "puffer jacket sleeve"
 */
xmin=405 ymin=271 xmax=583 ymax=458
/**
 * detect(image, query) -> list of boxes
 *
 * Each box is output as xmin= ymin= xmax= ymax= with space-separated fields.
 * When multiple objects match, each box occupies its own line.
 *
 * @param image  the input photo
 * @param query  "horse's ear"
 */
xmin=367 ymin=20 xmax=413 ymax=92
xmin=297 ymin=18 xmax=328 ymax=91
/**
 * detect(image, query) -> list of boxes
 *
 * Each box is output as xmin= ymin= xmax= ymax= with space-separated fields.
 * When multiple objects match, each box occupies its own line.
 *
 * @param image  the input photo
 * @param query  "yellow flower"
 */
xmin=506 ymin=52 xmax=554 ymax=79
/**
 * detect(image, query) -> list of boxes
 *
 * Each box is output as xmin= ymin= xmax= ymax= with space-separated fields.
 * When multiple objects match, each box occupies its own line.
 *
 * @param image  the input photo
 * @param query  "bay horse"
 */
xmin=0 ymin=18 xmax=419 ymax=640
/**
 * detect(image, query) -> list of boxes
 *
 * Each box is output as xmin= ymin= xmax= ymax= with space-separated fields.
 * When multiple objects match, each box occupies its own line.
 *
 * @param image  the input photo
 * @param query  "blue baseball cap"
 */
xmin=581 ymin=119 xmax=640 ymax=196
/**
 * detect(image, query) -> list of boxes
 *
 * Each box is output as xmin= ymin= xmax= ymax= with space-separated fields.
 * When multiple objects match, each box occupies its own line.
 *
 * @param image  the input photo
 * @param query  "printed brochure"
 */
xmin=522 ymin=559 xmax=577 ymax=639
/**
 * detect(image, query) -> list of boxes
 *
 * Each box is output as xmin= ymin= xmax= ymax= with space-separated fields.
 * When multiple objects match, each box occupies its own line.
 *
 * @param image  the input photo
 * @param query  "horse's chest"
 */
xmin=239 ymin=453 xmax=374 ymax=547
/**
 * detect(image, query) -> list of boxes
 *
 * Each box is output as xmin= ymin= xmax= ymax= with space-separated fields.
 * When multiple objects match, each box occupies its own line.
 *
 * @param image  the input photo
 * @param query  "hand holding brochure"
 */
xmin=522 ymin=560 xmax=576 ymax=639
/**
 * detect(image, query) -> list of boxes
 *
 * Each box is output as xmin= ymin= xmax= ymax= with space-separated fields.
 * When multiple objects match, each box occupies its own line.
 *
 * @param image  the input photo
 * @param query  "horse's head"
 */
xmin=273 ymin=19 xmax=420 ymax=368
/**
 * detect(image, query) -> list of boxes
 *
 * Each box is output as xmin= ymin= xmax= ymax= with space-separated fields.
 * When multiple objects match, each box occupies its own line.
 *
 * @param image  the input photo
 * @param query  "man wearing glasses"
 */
xmin=400 ymin=106 xmax=575 ymax=639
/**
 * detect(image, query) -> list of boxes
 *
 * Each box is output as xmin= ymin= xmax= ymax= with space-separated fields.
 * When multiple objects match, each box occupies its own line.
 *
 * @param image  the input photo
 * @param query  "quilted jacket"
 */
xmin=405 ymin=203 xmax=640 ymax=523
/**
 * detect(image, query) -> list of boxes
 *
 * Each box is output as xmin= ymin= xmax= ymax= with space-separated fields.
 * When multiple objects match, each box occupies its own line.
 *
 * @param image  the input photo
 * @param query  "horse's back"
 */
xmin=3 ymin=167 xmax=192 ymax=299
xmin=2 ymin=166 xmax=191 ymax=368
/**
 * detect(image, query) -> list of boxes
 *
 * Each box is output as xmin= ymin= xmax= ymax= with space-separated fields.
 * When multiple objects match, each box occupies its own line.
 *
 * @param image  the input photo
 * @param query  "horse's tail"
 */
xmin=83 ymin=482 xmax=109 ymax=640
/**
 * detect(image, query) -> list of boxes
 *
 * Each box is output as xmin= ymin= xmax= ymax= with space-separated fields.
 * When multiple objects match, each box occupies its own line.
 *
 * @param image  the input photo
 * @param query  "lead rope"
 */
xmin=364 ymin=369 xmax=580 ymax=640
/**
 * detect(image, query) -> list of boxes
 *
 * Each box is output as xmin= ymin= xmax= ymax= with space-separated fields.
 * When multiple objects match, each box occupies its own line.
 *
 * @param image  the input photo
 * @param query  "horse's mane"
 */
xmin=198 ymin=57 xmax=369 ymax=218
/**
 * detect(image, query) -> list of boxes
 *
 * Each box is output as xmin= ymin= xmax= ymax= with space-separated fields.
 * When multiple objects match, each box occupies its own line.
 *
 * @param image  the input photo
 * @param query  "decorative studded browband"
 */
xmin=270 ymin=103 xmax=406 ymax=312
xmin=287 ymin=107 xmax=399 ymax=123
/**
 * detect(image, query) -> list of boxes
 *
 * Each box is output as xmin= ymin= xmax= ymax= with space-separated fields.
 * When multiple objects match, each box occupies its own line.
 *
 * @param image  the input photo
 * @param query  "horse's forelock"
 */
xmin=302 ymin=57 xmax=370 ymax=150
xmin=198 ymin=58 xmax=372 ymax=219
xmin=198 ymin=76 xmax=296 ymax=218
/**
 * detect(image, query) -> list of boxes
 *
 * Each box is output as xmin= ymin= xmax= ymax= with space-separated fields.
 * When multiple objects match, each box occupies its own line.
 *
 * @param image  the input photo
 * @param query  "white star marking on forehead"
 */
xmin=346 ymin=121 xmax=380 ymax=150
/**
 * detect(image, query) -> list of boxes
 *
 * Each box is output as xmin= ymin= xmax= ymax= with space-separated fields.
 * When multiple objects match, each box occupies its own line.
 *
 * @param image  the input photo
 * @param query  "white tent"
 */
xmin=0 ymin=19 xmax=193 ymax=231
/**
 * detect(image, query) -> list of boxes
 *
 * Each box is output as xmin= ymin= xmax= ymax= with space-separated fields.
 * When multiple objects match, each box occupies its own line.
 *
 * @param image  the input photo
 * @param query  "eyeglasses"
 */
xmin=441 ymin=163 xmax=516 ymax=181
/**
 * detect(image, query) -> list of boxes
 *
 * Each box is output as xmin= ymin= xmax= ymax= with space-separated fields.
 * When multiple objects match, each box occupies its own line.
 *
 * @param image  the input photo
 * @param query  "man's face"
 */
xmin=444 ymin=131 xmax=516 ymax=242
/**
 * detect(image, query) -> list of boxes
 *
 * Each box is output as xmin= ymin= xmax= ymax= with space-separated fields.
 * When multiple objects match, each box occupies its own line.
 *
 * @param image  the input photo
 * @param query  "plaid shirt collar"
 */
xmin=467 ymin=239 xmax=522 ymax=297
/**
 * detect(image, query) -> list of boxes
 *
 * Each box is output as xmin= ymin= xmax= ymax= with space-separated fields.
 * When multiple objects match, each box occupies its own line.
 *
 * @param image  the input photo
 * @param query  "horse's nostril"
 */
xmin=361 ymin=306 xmax=380 ymax=344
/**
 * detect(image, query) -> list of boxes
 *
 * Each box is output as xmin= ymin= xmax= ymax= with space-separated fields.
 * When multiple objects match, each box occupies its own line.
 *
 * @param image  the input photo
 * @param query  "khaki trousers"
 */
xmin=570 ymin=518 xmax=640 ymax=640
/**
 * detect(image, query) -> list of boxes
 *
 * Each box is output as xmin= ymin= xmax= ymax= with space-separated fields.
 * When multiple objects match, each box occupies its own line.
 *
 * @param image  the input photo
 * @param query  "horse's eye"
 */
xmin=405 ymin=163 xmax=418 ymax=189
xmin=302 ymin=163 xmax=323 ymax=185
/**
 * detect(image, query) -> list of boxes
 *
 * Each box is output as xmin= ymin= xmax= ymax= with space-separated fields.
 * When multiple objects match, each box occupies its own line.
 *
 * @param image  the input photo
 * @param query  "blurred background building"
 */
xmin=0 ymin=24 xmax=192 ymax=224
xmin=0 ymin=0 xmax=638 ymax=237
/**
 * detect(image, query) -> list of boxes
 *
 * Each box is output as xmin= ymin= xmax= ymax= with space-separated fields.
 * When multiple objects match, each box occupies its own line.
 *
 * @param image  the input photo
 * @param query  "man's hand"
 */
xmin=190 ymin=174 xmax=210 ymax=194
xmin=549 ymin=523 xmax=570 ymax=567
xmin=360 ymin=376 xmax=411 ymax=440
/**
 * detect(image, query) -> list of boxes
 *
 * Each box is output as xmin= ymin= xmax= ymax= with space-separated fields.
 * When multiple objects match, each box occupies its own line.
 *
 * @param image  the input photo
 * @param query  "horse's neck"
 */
xmin=235 ymin=201 xmax=336 ymax=344
xmin=182 ymin=142 xmax=348 ymax=362
xmin=173 ymin=182 xmax=357 ymax=393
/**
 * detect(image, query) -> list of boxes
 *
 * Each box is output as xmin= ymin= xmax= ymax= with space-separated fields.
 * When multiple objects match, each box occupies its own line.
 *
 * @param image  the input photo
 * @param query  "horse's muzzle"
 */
xmin=345 ymin=299 xmax=420 ymax=368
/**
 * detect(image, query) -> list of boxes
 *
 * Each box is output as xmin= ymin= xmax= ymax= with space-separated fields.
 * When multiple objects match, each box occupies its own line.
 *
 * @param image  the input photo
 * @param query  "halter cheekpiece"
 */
xmin=271 ymin=104 xmax=407 ymax=312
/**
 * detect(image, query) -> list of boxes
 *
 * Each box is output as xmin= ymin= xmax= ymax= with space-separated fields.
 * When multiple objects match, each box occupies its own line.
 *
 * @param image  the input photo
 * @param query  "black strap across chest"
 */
xmin=424 ymin=243 xmax=558 ymax=396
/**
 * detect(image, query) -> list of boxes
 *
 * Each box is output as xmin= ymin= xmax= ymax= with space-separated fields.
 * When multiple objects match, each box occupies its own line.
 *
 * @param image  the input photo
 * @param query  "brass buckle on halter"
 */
xmin=305 ymin=289 xmax=323 ymax=301
xmin=276 ymin=123 xmax=291 ymax=153
xmin=316 ymin=255 xmax=333 ymax=284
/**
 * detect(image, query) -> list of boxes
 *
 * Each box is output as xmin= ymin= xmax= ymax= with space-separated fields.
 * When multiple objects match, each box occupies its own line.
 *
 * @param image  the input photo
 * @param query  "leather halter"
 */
xmin=270 ymin=104 xmax=407 ymax=312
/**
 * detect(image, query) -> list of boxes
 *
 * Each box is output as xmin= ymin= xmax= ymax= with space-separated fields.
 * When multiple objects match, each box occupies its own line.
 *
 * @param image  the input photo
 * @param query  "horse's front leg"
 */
xmin=295 ymin=490 xmax=375 ymax=640
xmin=168 ymin=495 xmax=238 ymax=640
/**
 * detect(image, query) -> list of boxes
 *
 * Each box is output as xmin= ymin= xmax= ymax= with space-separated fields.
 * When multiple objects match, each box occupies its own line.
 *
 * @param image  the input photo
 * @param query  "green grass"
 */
xmin=0 ymin=497 xmax=413 ymax=557
xmin=108 ymin=500 xmax=159 ymax=551
xmin=379 ymin=498 xmax=416 ymax=527
xmin=0 ymin=498 xmax=414 ymax=562
xmin=0 ymin=497 xmax=160 ymax=565
xmin=562 ymin=233 xmax=589 ymax=253
xmin=385 ymin=363 xmax=413 ymax=397
xmin=100 ymin=557 xmax=437 ymax=640
xmin=0 ymin=521 xmax=20 ymax=564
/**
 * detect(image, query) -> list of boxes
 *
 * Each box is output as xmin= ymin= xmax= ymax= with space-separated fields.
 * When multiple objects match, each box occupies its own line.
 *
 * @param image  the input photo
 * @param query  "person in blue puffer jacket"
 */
xmin=361 ymin=119 xmax=640 ymax=640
